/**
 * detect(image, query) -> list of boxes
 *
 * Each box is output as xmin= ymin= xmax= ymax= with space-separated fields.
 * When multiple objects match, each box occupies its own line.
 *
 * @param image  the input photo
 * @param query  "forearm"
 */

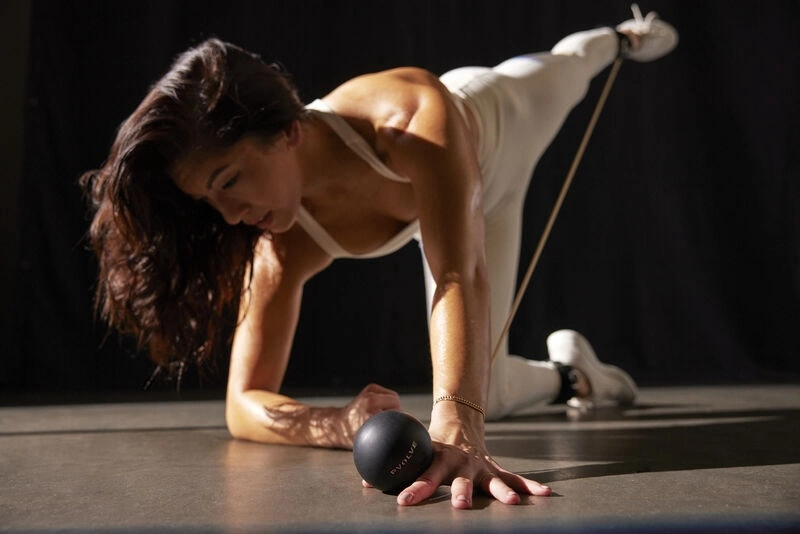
xmin=226 ymin=389 xmax=352 ymax=449
xmin=427 ymin=269 xmax=491 ymax=440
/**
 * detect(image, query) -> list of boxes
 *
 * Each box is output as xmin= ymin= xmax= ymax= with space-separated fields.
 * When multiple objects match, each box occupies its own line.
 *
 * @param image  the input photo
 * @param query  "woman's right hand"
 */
xmin=337 ymin=383 xmax=402 ymax=448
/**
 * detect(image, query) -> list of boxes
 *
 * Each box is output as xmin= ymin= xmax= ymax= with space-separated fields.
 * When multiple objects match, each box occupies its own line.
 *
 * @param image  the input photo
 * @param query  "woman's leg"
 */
xmin=429 ymin=27 xmax=627 ymax=419
xmin=482 ymin=192 xmax=563 ymax=419
xmin=486 ymin=28 xmax=623 ymax=418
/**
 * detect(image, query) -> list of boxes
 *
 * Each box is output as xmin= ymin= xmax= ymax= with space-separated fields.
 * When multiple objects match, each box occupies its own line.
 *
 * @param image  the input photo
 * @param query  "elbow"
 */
xmin=430 ymin=264 xmax=490 ymax=318
xmin=225 ymin=416 xmax=244 ymax=441
xmin=224 ymin=393 xmax=251 ymax=441
xmin=472 ymin=255 xmax=489 ymax=293
xmin=434 ymin=256 xmax=489 ymax=297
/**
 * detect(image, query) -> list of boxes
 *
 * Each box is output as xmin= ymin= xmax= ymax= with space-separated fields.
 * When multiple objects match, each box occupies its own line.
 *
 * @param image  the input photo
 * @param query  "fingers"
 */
xmin=392 ymin=468 xmax=551 ymax=508
xmin=519 ymin=477 xmax=552 ymax=496
xmin=450 ymin=477 xmax=473 ymax=509
xmin=359 ymin=383 xmax=401 ymax=413
xmin=361 ymin=383 xmax=397 ymax=395
xmin=396 ymin=473 xmax=546 ymax=508
xmin=397 ymin=477 xmax=439 ymax=506
xmin=474 ymin=473 xmax=515 ymax=504
xmin=378 ymin=393 xmax=402 ymax=411
xmin=395 ymin=449 xmax=450 ymax=506
xmin=481 ymin=471 xmax=551 ymax=501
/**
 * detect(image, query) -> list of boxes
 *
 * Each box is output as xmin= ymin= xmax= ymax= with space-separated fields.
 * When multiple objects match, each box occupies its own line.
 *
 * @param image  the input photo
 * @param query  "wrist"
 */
xmin=309 ymin=405 xmax=354 ymax=449
xmin=433 ymin=394 xmax=486 ymax=418
xmin=429 ymin=397 xmax=486 ymax=444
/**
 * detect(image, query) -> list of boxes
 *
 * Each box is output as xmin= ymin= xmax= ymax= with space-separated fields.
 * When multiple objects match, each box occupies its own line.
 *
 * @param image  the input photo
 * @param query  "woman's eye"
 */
xmin=222 ymin=174 xmax=240 ymax=190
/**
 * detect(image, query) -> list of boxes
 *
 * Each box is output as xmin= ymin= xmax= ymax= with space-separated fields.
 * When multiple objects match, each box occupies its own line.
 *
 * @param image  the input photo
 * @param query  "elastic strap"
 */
xmin=551 ymin=363 xmax=579 ymax=404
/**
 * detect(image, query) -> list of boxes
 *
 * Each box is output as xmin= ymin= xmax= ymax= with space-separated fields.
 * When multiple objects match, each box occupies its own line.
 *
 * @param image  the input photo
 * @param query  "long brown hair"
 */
xmin=81 ymin=38 xmax=305 ymax=370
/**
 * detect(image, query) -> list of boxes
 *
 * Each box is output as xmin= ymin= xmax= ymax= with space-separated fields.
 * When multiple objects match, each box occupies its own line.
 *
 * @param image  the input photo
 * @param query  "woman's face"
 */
xmin=171 ymin=125 xmax=303 ymax=234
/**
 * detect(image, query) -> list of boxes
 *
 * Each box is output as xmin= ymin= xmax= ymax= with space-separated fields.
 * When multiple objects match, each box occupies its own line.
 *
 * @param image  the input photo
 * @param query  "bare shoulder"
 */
xmin=323 ymin=67 xmax=453 ymax=137
xmin=329 ymin=67 xmax=443 ymax=105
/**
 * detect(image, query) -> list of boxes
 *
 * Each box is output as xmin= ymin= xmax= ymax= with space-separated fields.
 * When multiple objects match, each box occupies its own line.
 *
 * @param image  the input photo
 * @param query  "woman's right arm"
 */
xmin=225 ymin=226 xmax=399 ymax=448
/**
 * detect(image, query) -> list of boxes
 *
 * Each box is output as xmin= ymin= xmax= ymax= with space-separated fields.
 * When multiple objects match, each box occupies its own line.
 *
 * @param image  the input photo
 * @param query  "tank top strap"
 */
xmin=295 ymin=206 xmax=350 ymax=259
xmin=297 ymin=100 xmax=421 ymax=260
xmin=305 ymin=99 xmax=410 ymax=183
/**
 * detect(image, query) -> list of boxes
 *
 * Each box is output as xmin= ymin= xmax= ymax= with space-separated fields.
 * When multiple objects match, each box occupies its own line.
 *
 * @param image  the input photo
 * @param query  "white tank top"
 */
xmin=298 ymin=99 xmax=420 ymax=259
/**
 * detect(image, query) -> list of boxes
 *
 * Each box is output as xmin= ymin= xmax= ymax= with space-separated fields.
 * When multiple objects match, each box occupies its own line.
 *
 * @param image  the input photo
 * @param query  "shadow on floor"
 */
xmin=488 ymin=405 xmax=800 ymax=482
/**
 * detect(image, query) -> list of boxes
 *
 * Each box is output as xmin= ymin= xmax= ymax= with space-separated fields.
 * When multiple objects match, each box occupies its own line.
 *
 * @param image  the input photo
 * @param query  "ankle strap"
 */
xmin=552 ymin=362 xmax=579 ymax=404
xmin=615 ymin=31 xmax=632 ymax=59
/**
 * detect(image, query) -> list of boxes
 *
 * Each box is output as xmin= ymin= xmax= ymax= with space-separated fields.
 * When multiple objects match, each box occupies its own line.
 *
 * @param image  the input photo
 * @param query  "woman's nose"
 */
xmin=218 ymin=198 xmax=249 ymax=226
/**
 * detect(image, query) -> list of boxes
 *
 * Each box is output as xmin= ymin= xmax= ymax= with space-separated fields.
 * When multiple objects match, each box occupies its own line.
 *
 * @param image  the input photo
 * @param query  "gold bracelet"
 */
xmin=433 ymin=395 xmax=486 ymax=417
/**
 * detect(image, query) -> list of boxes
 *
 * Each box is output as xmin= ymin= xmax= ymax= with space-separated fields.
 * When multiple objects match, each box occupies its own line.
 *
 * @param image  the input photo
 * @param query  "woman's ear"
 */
xmin=285 ymin=120 xmax=302 ymax=148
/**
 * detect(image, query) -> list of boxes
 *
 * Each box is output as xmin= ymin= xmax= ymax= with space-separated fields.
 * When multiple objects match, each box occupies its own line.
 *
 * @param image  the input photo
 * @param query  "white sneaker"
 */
xmin=547 ymin=330 xmax=638 ymax=408
xmin=616 ymin=3 xmax=679 ymax=62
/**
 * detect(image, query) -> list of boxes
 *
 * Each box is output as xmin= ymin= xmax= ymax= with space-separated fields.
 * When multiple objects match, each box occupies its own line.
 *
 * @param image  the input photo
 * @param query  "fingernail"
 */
xmin=457 ymin=495 xmax=470 ymax=505
xmin=399 ymin=492 xmax=413 ymax=505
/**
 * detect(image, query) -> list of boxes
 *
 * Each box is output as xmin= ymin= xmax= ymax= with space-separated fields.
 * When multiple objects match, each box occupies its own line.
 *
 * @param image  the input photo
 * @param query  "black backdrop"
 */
xmin=6 ymin=0 xmax=799 ymax=398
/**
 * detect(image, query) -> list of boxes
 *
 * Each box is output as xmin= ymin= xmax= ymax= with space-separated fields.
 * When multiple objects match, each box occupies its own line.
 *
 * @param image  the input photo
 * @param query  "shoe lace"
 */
xmin=630 ymin=3 xmax=659 ymax=30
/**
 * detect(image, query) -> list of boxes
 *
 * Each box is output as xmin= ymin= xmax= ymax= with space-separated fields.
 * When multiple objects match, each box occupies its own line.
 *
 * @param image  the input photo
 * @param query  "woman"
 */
xmin=82 ymin=6 xmax=677 ymax=508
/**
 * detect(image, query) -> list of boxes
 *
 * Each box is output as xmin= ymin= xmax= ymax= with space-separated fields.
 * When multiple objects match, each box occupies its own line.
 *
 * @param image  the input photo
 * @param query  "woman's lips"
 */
xmin=255 ymin=211 xmax=273 ymax=231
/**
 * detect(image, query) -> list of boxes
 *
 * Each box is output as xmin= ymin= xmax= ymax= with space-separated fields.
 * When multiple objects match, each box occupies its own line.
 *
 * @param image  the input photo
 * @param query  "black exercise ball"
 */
xmin=352 ymin=410 xmax=434 ymax=494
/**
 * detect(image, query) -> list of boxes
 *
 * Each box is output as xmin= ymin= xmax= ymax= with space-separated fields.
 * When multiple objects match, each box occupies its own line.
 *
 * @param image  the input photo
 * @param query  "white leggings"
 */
xmin=420 ymin=27 xmax=620 ymax=419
